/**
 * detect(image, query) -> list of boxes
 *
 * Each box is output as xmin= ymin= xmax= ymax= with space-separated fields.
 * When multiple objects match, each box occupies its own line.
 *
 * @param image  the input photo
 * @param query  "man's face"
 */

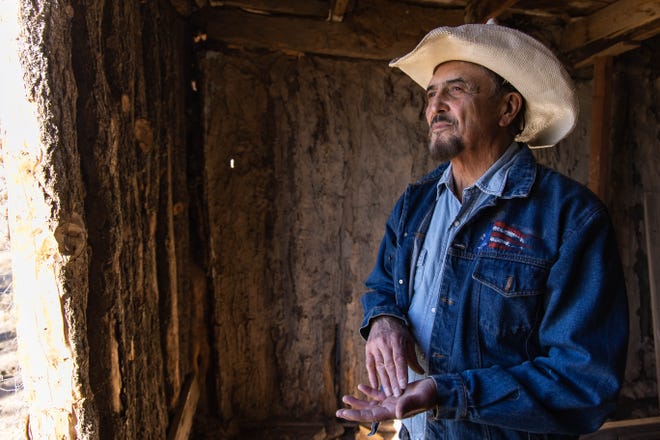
xmin=424 ymin=61 xmax=504 ymax=161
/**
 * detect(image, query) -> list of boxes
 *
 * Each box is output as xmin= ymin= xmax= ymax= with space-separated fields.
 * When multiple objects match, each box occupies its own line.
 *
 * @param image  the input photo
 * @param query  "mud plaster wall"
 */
xmin=608 ymin=36 xmax=660 ymax=418
xmin=23 ymin=0 xmax=201 ymax=438
xmin=201 ymin=49 xmax=435 ymax=425
xmin=202 ymin=36 xmax=660 ymax=426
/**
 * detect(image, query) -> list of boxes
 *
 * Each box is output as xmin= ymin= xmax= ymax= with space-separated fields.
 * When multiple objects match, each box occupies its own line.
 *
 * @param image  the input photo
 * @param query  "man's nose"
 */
xmin=426 ymin=94 xmax=448 ymax=118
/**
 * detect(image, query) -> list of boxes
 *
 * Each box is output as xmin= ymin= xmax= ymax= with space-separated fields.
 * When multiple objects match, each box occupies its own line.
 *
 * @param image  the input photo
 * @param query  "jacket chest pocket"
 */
xmin=472 ymin=255 xmax=548 ymax=340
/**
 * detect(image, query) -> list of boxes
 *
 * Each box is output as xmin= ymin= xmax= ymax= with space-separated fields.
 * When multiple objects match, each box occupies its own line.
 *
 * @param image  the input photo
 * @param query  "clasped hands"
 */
xmin=336 ymin=316 xmax=438 ymax=423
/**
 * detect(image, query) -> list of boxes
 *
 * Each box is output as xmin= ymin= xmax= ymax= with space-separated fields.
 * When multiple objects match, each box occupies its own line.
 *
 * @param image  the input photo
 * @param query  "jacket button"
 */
xmin=398 ymin=279 xmax=404 ymax=285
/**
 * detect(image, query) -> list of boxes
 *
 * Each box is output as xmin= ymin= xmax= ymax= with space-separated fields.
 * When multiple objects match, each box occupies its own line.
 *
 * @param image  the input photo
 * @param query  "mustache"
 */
xmin=431 ymin=114 xmax=455 ymax=125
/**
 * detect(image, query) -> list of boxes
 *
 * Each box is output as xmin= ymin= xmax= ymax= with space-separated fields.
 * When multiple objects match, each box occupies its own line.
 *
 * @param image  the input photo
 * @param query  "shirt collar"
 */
xmin=436 ymin=142 xmax=522 ymax=200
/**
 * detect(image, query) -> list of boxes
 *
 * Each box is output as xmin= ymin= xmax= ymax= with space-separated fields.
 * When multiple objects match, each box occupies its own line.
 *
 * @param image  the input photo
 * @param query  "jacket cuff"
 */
xmin=429 ymin=374 xmax=468 ymax=420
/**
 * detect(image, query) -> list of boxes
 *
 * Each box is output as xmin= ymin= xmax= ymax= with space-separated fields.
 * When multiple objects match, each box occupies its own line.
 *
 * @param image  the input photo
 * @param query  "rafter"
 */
xmin=195 ymin=2 xmax=463 ymax=60
xmin=330 ymin=0 xmax=352 ymax=22
xmin=208 ymin=0 xmax=329 ymax=18
xmin=561 ymin=0 xmax=660 ymax=62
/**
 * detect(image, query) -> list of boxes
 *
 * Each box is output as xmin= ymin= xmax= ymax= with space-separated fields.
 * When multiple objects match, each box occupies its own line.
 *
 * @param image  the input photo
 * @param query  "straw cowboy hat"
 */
xmin=389 ymin=23 xmax=578 ymax=148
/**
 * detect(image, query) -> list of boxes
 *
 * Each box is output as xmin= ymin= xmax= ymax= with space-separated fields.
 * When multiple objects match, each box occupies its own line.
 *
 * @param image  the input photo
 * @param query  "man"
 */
xmin=336 ymin=24 xmax=629 ymax=439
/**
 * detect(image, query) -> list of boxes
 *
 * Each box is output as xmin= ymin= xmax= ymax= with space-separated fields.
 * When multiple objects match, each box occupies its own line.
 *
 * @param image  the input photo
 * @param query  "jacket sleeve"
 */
xmin=429 ymin=206 xmax=629 ymax=435
xmin=359 ymin=193 xmax=411 ymax=340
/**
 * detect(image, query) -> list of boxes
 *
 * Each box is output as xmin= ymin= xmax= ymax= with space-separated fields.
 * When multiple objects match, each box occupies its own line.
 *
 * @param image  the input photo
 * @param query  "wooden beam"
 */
xmin=587 ymin=57 xmax=613 ymax=200
xmin=581 ymin=415 xmax=660 ymax=438
xmin=330 ymin=0 xmax=351 ymax=22
xmin=561 ymin=0 xmax=660 ymax=52
xmin=170 ymin=0 xmax=192 ymax=16
xmin=644 ymin=195 xmax=660 ymax=413
xmin=166 ymin=375 xmax=200 ymax=440
xmin=193 ymin=2 xmax=464 ymax=60
xmin=464 ymin=0 xmax=519 ymax=23
xmin=208 ymin=0 xmax=329 ymax=18
xmin=574 ymin=40 xmax=639 ymax=69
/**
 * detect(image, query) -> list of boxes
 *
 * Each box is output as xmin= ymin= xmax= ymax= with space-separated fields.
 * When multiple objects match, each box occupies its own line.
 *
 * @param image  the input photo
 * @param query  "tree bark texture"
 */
xmin=6 ymin=0 xmax=199 ymax=438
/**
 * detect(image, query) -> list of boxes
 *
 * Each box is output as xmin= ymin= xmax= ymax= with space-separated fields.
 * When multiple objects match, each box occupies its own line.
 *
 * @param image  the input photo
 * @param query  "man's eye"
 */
xmin=427 ymin=91 xmax=436 ymax=99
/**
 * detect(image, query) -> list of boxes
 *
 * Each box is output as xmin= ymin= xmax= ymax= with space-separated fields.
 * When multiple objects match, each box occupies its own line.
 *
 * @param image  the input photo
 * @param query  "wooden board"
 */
xmin=643 ymin=192 xmax=660 ymax=410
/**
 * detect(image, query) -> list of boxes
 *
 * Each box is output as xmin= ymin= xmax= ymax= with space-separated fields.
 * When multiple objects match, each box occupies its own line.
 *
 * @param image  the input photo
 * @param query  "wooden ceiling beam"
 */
xmin=330 ymin=0 xmax=352 ymax=22
xmin=561 ymin=0 xmax=660 ymax=53
xmin=464 ymin=0 xmax=519 ymax=23
xmin=170 ymin=0 xmax=193 ymax=16
xmin=207 ymin=0 xmax=330 ymax=18
xmin=193 ymin=2 xmax=464 ymax=60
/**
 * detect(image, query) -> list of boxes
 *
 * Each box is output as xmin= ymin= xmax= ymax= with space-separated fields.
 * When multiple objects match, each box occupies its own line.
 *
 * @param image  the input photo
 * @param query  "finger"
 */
xmin=335 ymin=408 xmax=376 ymax=422
xmin=394 ymin=349 xmax=409 ymax=391
xmin=357 ymin=383 xmax=386 ymax=401
xmin=341 ymin=395 xmax=373 ymax=410
xmin=378 ymin=346 xmax=402 ymax=396
xmin=374 ymin=357 xmax=394 ymax=397
xmin=365 ymin=351 xmax=379 ymax=390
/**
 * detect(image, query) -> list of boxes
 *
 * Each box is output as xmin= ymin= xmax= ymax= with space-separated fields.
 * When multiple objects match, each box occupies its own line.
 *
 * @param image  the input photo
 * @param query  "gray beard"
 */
xmin=428 ymin=132 xmax=464 ymax=162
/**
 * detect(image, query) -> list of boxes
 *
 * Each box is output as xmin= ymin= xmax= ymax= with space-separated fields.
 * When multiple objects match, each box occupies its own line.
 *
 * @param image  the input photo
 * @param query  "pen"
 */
xmin=368 ymin=421 xmax=379 ymax=436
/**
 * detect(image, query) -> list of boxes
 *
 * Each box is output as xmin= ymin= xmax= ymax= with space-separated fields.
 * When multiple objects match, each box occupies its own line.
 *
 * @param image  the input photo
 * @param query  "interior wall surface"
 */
xmin=202 ymin=36 xmax=660 ymax=429
xmin=608 ymin=37 xmax=660 ymax=418
xmin=200 ymin=48 xmax=435 ymax=427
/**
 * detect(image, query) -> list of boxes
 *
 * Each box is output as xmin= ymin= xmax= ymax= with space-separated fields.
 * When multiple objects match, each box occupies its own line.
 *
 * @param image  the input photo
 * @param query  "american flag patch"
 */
xmin=487 ymin=221 xmax=527 ymax=251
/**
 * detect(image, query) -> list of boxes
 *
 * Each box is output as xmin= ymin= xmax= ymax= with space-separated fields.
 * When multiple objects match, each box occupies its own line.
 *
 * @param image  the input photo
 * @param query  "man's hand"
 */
xmin=336 ymin=378 xmax=437 ymax=422
xmin=365 ymin=316 xmax=424 ymax=397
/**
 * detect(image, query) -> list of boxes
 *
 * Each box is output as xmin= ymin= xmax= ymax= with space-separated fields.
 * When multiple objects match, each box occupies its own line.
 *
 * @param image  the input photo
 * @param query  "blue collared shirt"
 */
xmin=409 ymin=142 xmax=522 ymax=360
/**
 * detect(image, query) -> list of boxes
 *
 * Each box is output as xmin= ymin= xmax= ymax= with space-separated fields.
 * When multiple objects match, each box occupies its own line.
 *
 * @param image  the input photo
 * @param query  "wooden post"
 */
xmin=588 ymin=57 xmax=614 ymax=200
xmin=644 ymin=192 xmax=660 ymax=410
xmin=167 ymin=375 xmax=200 ymax=440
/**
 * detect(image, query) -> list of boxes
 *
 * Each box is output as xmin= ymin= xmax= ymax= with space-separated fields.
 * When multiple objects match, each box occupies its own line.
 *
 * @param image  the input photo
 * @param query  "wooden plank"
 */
xmin=208 ymin=0 xmax=329 ymax=18
xmin=644 ymin=193 xmax=660 ymax=412
xmin=170 ymin=0 xmax=192 ymax=16
xmin=193 ymin=2 xmax=464 ymax=60
xmin=166 ymin=375 xmax=200 ymax=440
xmin=561 ymin=0 xmax=660 ymax=52
xmin=464 ymin=0 xmax=520 ymax=23
xmin=580 ymin=416 xmax=660 ymax=438
xmin=587 ymin=56 xmax=613 ymax=200
xmin=574 ymin=41 xmax=639 ymax=68
xmin=330 ymin=0 xmax=352 ymax=22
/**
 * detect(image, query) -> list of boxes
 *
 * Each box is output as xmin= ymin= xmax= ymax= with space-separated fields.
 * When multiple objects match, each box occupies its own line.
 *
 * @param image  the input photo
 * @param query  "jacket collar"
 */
xmin=415 ymin=143 xmax=537 ymax=200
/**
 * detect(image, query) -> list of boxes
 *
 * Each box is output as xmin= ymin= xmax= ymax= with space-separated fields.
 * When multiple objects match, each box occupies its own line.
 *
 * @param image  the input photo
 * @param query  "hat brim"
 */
xmin=389 ymin=24 xmax=578 ymax=148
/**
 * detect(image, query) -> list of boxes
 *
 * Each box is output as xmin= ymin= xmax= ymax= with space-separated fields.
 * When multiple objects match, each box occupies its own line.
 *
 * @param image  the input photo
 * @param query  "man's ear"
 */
xmin=498 ymin=92 xmax=523 ymax=128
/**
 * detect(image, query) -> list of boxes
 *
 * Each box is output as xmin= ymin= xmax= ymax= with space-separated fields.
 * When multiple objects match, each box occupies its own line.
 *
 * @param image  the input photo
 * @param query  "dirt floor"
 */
xmin=0 ymin=175 xmax=26 ymax=438
xmin=0 ymin=250 xmax=25 ymax=439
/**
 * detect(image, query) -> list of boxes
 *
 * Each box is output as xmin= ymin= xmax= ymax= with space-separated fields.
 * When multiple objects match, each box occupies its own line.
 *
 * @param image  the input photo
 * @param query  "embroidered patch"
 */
xmin=487 ymin=221 xmax=527 ymax=251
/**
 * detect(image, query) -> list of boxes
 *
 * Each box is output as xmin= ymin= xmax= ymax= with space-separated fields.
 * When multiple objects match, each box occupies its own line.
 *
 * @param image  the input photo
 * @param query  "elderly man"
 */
xmin=336 ymin=24 xmax=629 ymax=440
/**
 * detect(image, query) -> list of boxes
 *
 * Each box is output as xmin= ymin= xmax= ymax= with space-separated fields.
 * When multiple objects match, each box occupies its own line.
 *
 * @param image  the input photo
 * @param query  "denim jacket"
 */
xmin=360 ymin=145 xmax=628 ymax=439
